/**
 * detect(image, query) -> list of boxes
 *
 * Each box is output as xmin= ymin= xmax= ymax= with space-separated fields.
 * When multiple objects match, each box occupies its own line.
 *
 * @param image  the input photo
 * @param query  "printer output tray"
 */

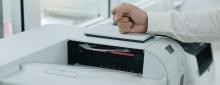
xmin=68 ymin=41 xmax=144 ymax=74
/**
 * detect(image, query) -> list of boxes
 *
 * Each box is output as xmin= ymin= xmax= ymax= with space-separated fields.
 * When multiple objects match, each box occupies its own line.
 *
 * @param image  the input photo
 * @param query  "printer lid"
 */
xmin=85 ymin=25 xmax=153 ymax=43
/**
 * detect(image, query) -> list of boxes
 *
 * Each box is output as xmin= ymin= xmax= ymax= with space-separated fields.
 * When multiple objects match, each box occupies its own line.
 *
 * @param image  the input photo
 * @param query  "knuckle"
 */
xmin=118 ymin=23 xmax=124 ymax=26
xmin=118 ymin=22 xmax=132 ymax=28
xmin=120 ymin=3 xmax=129 ymax=9
xmin=118 ymin=25 xmax=124 ymax=29
xmin=123 ymin=17 xmax=130 ymax=20
xmin=118 ymin=23 xmax=122 ymax=26
xmin=119 ymin=18 xmax=129 ymax=22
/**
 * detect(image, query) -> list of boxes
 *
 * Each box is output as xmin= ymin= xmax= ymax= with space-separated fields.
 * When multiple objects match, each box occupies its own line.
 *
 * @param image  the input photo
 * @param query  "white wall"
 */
xmin=2 ymin=0 xmax=11 ymax=23
xmin=11 ymin=0 xmax=21 ymax=34
xmin=23 ymin=0 xmax=41 ymax=30
xmin=2 ymin=0 xmax=22 ymax=35
xmin=2 ymin=0 xmax=12 ymax=36
xmin=3 ymin=0 xmax=41 ymax=34
xmin=181 ymin=0 xmax=220 ymax=11
xmin=41 ymin=0 xmax=103 ymax=16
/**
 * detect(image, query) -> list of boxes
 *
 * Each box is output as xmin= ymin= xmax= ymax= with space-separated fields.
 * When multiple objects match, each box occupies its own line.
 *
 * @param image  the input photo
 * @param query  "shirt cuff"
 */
xmin=147 ymin=12 xmax=173 ymax=35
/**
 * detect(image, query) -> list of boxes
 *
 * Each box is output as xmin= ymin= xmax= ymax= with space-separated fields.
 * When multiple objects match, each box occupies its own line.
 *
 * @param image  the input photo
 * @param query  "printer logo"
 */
xmin=165 ymin=45 xmax=175 ymax=54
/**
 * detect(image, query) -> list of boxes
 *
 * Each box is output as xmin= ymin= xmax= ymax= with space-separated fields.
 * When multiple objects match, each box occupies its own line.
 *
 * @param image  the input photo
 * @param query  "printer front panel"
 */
xmin=182 ymin=43 xmax=215 ymax=85
xmin=144 ymin=38 xmax=186 ymax=85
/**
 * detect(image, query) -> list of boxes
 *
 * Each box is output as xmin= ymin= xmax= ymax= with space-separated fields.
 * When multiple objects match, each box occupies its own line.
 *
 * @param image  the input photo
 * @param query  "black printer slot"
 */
xmin=180 ymin=43 xmax=213 ymax=76
xmin=68 ymin=41 xmax=144 ymax=74
xmin=196 ymin=44 xmax=213 ymax=76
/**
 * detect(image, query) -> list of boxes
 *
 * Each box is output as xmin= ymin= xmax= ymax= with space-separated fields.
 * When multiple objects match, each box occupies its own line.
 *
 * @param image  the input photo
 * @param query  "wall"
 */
xmin=11 ymin=0 xmax=21 ymax=34
xmin=3 ymin=0 xmax=21 ymax=35
xmin=2 ymin=0 xmax=41 ymax=35
xmin=0 ymin=0 xmax=3 ymax=38
xmin=23 ymin=0 xmax=41 ymax=30
xmin=41 ymin=0 xmax=102 ymax=15
xmin=181 ymin=0 xmax=220 ymax=11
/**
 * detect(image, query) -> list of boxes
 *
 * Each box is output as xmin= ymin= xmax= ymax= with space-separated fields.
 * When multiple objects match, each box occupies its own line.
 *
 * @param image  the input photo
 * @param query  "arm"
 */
xmin=148 ymin=9 xmax=220 ymax=43
xmin=112 ymin=3 xmax=220 ymax=43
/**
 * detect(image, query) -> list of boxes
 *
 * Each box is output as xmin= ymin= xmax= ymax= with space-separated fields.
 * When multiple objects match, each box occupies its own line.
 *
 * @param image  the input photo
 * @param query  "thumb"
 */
xmin=114 ymin=8 xmax=124 ymax=21
xmin=113 ymin=3 xmax=132 ymax=21
xmin=112 ymin=8 xmax=116 ymax=15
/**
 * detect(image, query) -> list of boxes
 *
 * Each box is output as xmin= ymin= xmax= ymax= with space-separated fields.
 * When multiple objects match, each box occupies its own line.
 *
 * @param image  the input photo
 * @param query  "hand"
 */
xmin=112 ymin=3 xmax=148 ymax=33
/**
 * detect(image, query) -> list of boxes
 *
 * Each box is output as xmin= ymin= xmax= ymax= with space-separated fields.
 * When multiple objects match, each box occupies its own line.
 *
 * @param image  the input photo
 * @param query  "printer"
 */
xmin=0 ymin=25 xmax=215 ymax=85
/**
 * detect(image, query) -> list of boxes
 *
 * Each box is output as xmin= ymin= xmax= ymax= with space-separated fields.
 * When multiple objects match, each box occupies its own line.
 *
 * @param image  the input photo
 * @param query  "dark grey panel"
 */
xmin=0 ymin=0 xmax=3 ymax=38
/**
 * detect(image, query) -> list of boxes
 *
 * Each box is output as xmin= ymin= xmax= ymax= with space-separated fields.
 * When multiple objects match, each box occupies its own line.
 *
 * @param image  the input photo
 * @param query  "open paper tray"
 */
xmin=85 ymin=25 xmax=153 ymax=43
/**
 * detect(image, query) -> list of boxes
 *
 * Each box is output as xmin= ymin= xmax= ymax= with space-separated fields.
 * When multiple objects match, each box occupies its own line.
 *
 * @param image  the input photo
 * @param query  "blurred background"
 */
xmin=0 ymin=0 xmax=219 ymax=84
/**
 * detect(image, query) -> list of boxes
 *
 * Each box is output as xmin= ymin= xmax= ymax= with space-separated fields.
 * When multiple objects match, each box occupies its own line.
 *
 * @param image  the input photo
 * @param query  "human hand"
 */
xmin=112 ymin=3 xmax=148 ymax=33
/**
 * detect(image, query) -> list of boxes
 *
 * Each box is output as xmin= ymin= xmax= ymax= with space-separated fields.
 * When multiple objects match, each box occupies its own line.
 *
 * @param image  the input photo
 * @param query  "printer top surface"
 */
xmin=85 ymin=25 xmax=153 ymax=43
xmin=0 ymin=25 xmax=158 ymax=67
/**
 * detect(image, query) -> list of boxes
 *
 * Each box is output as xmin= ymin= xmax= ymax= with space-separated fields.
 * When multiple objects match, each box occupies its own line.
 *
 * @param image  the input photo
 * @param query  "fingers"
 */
xmin=112 ymin=3 xmax=148 ymax=34
xmin=118 ymin=21 xmax=133 ymax=28
xmin=118 ymin=21 xmax=133 ymax=34
xmin=114 ymin=8 xmax=124 ymax=21
xmin=119 ymin=28 xmax=131 ymax=34
xmin=118 ymin=22 xmax=147 ymax=33
xmin=118 ymin=17 xmax=130 ymax=23
xmin=113 ymin=3 xmax=131 ymax=21
xmin=130 ymin=25 xmax=147 ymax=33
xmin=112 ymin=8 xmax=116 ymax=15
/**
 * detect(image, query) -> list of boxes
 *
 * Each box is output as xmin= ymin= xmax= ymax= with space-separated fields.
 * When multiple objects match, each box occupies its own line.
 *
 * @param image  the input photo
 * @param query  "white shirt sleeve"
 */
xmin=147 ymin=9 xmax=220 ymax=43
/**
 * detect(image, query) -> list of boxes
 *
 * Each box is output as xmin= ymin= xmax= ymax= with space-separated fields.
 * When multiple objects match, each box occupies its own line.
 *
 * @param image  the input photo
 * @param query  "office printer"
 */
xmin=1 ymin=25 xmax=215 ymax=85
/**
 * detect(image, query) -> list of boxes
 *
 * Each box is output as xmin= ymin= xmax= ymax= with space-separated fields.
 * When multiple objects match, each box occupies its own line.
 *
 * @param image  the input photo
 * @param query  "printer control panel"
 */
xmin=68 ymin=41 xmax=144 ymax=74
